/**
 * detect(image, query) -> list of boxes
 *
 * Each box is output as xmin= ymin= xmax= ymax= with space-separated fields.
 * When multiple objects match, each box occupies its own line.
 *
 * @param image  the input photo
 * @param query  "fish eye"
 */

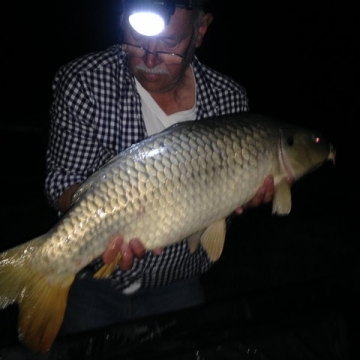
xmin=287 ymin=136 xmax=294 ymax=146
xmin=313 ymin=134 xmax=321 ymax=144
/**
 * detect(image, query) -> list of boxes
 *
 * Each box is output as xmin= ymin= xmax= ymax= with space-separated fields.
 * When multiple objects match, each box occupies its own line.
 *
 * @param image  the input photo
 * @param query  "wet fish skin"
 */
xmin=0 ymin=113 xmax=336 ymax=352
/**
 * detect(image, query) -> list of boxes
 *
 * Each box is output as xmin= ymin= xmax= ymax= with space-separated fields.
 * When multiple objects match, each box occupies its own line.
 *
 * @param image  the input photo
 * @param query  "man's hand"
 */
xmin=102 ymin=236 xmax=162 ymax=271
xmin=234 ymin=175 xmax=275 ymax=215
xmin=102 ymin=175 xmax=276 ymax=270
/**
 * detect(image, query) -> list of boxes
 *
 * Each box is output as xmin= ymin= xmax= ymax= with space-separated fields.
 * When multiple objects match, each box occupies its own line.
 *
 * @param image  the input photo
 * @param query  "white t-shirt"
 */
xmin=134 ymin=72 xmax=197 ymax=136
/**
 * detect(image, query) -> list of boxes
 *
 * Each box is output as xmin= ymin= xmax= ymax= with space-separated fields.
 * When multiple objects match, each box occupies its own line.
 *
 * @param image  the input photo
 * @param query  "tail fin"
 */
xmin=0 ymin=237 xmax=75 ymax=352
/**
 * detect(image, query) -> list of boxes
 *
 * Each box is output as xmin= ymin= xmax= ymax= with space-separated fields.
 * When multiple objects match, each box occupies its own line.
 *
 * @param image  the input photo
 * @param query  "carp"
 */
xmin=0 ymin=113 xmax=336 ymax=352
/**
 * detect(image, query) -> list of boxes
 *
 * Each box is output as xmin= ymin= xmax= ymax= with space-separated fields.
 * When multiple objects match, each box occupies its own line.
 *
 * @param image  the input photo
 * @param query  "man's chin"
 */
xmin=140 ymin=82 xmax=166 ymax=94
xmin=137 ymin=74 xmax=170 ymax=93
xmin=140 ymin=71 xmax=164 ymax=82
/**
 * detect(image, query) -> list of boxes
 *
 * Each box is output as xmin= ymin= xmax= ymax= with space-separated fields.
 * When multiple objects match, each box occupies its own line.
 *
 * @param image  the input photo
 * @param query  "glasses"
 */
xmin=121 ymin=42 xmax=186 ymax=65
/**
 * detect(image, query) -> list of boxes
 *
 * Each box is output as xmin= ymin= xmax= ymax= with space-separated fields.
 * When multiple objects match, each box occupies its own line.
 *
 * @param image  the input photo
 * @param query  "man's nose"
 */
xmin=143 ymin=40 xmax=161 ymax=67
xmin=143 ymin=49 xmax=159 ymax=67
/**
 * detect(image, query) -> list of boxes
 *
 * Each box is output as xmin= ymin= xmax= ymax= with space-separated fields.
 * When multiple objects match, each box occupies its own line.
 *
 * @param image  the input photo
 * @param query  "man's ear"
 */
xmin=195 ymin=13 xmax=214 ymax=48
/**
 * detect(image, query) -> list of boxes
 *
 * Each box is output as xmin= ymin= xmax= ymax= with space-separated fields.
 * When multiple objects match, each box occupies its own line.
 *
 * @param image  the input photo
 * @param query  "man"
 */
xmin=45 ymin=0 xmax=274 ymax=333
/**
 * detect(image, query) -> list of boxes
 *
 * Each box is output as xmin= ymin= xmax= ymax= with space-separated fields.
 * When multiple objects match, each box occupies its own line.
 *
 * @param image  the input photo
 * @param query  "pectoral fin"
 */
xmin=272 ymin=179 xmax=292 ymax=215
xmin=198 ymin=218 xmax=227 ymax=262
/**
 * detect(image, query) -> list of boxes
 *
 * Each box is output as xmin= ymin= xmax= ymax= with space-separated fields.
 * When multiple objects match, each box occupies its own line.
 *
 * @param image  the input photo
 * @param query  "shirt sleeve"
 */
xmin=192 ymin=58 xmax=250 ymax=118
xmin=44 ymin=66 xmax=109 ymax=210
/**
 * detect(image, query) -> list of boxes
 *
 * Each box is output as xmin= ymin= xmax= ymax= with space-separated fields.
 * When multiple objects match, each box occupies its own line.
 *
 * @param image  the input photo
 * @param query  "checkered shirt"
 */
xmin=45 ymin=44 xmax=249 ymax=291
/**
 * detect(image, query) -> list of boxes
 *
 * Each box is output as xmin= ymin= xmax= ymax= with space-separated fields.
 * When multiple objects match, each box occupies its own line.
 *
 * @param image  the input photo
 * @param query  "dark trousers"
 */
xmin=59 ymin=273 xmax=204 ymax=335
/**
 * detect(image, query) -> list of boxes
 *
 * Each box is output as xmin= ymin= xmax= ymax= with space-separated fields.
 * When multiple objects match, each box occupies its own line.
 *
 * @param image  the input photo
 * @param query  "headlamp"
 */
xmin=123 ymin=0 xmax=205 ymax=36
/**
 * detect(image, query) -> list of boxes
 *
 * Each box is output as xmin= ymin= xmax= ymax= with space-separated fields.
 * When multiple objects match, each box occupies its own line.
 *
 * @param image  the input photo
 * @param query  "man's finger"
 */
xmin=262 ymin=175 xmax=275 ymax=203
xmin=153 ymin=248 xmax=163 ymax=255
xmin=117 ymin=243 xmax=133 ymax=270
xmin=129 ymin=238 xmax=146 ymax=258
xmin=102 ymin=235 xmax=123 ymax=264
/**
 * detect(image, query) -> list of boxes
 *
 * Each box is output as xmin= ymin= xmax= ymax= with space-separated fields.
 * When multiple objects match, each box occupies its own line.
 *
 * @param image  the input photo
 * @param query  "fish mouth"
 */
xmin=328 ymin=145 xmax=336 ymax=167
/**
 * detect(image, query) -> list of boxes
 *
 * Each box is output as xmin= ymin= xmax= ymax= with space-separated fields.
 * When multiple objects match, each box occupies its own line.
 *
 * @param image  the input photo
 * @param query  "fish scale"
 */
xmin=0 ymin=112 xmax=335 ymax=353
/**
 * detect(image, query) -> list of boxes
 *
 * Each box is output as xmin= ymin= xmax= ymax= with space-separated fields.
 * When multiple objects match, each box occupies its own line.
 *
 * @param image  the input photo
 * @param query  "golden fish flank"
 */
xmin=0 ymin=112 xmax=336 ymax=352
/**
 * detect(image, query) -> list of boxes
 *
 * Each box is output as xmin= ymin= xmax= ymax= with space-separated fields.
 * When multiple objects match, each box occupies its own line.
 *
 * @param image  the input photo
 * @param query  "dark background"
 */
xmin=1 ymin=0 xmax=357 ymax=195
xmin=0 ymin=0 xmax=359 ymax=358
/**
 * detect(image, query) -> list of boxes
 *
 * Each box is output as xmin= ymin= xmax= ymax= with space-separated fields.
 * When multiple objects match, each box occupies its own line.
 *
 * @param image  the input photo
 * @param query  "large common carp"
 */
xmin=0 ymin=113 xmax=335 ymax=352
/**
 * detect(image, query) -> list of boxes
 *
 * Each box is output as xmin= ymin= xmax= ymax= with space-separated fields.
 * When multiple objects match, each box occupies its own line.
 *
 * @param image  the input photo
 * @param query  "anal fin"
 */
xmin=94 ymin=252 xmax=122 ymax=279
xmin=187 ymin=230 xmax=203 ymax=253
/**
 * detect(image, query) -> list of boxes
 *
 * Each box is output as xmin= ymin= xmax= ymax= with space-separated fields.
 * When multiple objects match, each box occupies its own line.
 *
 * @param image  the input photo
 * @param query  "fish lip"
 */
xmin=279 ymin=129 xmax=295 ymax=183
xmin=328 ymin=145 xmax=336 ymax=167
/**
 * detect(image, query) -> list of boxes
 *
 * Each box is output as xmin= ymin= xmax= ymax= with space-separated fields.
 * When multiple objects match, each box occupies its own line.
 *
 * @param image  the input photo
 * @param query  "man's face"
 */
xmin=122 ymin=8 xmax=197 ymax=93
